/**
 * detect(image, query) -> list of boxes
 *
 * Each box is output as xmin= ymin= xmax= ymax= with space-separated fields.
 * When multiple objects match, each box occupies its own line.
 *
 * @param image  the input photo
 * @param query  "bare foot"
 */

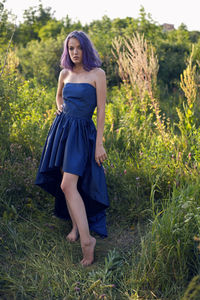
xmin=66 ymin=227 xmax=79 ymax=242
xmin=80 ymin=237 xmax=96 ymax=266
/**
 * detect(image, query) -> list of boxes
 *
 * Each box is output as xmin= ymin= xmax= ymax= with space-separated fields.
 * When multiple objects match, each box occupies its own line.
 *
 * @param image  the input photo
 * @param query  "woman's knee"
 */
xmin=60 ymin=180 xmax=71 ymax=195
xmin=60 ymin=173 xmax=78 ymax=197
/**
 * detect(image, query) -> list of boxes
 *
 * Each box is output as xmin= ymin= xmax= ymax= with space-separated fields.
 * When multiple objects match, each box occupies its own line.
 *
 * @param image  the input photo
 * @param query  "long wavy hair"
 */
xmin=60 ymin=31 xmax=102 ymax=71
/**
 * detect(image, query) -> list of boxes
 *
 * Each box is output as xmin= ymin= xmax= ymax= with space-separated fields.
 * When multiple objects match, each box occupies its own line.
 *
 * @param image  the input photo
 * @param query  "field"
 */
xmin=1 ymin=3 xmax=200 ymax=299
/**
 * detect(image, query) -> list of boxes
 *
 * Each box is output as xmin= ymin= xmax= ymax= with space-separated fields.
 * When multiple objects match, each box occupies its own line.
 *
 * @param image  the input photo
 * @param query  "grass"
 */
xmin=0 ymin=194 xmax=144 ymax=300
xmin=1 ymin=145 xmax=200 ymax=299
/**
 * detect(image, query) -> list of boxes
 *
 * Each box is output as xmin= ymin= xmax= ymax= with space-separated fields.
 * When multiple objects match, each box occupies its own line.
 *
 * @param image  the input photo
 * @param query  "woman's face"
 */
xmin=68 ymin=37 xmax=83 ymax=65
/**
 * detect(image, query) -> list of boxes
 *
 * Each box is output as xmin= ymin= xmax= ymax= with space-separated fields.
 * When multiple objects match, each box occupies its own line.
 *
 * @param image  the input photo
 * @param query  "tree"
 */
xmin=0 ymin=0 xmax=16 ymax=50
xmin=17 ymin=35 xmax=63 ymax=86
xmin=38 ymin=19 xmax=63 ymax=40
xmin=14 ymin=3 xmax=54 ymax=45
xmin=157 ymin=42 xmax=189 ymax=87
xmin=189 ymin=31 xmax=200 ymax=43
xmin=137 ymin=6 xmax=164 ymax=41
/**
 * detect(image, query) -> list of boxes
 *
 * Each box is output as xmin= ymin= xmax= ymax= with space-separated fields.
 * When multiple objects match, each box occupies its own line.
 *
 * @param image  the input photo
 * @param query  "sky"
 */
xmin=4 ymin=0 xmax=200 ymax=31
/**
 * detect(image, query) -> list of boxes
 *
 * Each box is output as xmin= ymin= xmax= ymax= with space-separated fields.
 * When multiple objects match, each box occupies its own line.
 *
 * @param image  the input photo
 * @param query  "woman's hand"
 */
xmin=55 ymin=104 xmax=63 ymax=115
xmin=95 ymin=144 xmax=107 ymax=167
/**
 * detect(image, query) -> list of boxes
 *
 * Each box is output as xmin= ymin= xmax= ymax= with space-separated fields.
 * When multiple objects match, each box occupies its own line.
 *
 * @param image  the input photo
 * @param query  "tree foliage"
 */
xmin=1 ymin=2 xmax=198 ymax=88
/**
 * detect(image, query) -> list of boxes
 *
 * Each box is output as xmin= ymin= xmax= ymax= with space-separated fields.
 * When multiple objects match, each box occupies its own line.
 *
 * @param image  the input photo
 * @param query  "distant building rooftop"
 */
xmin=162 ymin=23 xmax=175 ymax=32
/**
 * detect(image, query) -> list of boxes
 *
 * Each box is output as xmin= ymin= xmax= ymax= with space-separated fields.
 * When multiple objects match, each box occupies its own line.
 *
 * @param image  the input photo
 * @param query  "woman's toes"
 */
xmin=80 ymin=237 xmax=96 ymax=266
xmin=66 ymin=228 xmax=79 ymax=242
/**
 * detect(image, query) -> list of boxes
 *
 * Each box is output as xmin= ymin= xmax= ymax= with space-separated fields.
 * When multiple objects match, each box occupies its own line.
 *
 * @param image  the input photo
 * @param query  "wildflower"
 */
xmin=124 ymin=169 xmax=127 ymax=174
xmin=171 ymin=154 xmax=174 ymax=159
xmin=110 ymin=163 xmax=114 ymax=168
xmin=74 ymin=286 xmax=80 ymax=292
xmin=136 ymin=177 xmax=140 ymax=180
xmin=99 ymin=294 xmax=106 ymax=299
xmin=188 ymin=152 xmax=191 ymax=159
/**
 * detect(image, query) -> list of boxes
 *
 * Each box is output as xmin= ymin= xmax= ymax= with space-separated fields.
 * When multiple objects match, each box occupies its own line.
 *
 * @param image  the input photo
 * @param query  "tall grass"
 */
xmin=109 ymin=34 xmax=200 ymax=298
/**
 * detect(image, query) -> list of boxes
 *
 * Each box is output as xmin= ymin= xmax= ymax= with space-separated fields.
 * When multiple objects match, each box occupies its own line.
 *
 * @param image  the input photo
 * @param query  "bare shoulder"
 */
xmin=92 ymin=68 xmax=106 ymax=85
xmin=92 ymin=67 xmax=106 ymax=78
xmin=59 ymin=68 xmax=69 ymax=80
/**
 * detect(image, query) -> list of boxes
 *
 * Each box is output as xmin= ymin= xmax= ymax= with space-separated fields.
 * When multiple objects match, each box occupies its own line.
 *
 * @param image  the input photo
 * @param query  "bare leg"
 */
xmin=61 ymin=169 xmax=78 ymax=242
xmin=61 ymin=172 xmax=96 ymax=266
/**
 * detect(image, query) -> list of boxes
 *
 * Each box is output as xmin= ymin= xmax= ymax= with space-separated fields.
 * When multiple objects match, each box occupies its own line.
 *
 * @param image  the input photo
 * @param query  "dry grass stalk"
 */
xmin=180 ymin=45 xmax=197 ymax=107
xmin=3 ymin=50 xmax=19 ymax=75
xmin=112 ymin=33 xmax=158 ymax=100
xmin=0 ymin=24 xmax=16 ymax=78
xmin=112 ymin=33 xmax=168 ymax=142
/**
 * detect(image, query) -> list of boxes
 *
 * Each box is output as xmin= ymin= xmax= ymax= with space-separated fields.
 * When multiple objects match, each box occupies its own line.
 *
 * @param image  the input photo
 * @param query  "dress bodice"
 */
xmin=62 ymin=82 xmax=97 ymax=120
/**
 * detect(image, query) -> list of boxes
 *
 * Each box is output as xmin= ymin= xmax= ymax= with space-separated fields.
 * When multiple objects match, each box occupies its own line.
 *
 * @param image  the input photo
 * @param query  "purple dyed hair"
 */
xmin=60 ymin=31 xmax=102 ymax=71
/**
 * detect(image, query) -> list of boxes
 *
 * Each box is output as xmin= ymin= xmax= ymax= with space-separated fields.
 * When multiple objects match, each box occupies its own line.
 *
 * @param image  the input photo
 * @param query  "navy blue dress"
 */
xmin=35 ymin=82 xmax=109 ymax=237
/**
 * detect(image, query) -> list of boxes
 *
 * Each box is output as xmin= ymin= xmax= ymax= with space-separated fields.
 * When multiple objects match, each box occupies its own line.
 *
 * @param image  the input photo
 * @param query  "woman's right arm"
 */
xmin=56 ymin=69 xmax=67 ymax=114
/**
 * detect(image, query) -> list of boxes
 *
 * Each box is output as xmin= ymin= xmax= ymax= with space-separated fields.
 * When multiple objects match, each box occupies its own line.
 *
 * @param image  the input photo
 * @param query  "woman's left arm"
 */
xmin=95 ymin=68 xmax=107 ymax=167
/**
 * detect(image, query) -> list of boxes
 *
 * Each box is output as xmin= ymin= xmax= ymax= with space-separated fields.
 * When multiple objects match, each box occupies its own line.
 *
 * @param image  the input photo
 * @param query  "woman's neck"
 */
xmin=73 ymin=64 xmax=85 ymax=74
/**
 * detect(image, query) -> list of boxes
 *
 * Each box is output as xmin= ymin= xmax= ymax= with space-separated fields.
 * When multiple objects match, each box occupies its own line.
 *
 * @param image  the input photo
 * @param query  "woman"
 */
xmin=35 ymin=31 xmax=109 ymax=266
